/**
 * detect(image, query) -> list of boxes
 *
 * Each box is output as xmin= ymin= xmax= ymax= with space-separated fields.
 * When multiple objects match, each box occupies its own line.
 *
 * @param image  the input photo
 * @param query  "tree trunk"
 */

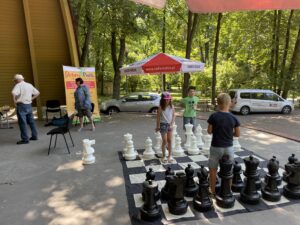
xmin=211 ymin=13 xmax=222 ymax=106
xmin=282 ymin=24 xmax=300 ymax=98
xmin=182 ymin=11 xmax=199 ymax=97
xmin=162 ymin=8 xmax=166 ymax=91
xmin=79 ymin=3 xmax=93 ymax=67
xmin=274 ymin=10 xmax=282 ymax=92
xmin=270 ymin=11 xmax=277 ymax=89
xmin=111 ymin=31 xmax=126 ymax=99
xmin=278 ymin=10 xmax=294 ymax=95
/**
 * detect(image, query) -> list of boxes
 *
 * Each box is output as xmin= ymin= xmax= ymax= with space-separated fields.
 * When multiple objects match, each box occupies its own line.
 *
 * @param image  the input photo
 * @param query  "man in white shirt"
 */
xmin=11 ymin=74 xmax=40 ymax=144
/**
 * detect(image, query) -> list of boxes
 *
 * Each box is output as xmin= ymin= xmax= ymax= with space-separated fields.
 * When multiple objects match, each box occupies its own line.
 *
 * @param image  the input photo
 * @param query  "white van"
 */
xmin=229 ymin=89 xmax=294 ymax=115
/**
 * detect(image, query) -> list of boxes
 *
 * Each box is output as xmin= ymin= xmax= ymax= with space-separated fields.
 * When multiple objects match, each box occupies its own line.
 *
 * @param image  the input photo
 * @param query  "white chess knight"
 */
xmin=202 ymin=134 xmax=212 ymax=155
xmin=143 ymin=137 xmax=156 ymax=159
xmin=171 ymin=123 xmax=177 ymax=149
xmin=187 ymin=134 xmax=200 ymax=155
xmin=233 ymin=137 xmax=242 ymax=152
xmin=184 ymin=123 xmax=193 ymax=149
xmin=82 ymin=139 xmax=96 ymax=164
xmin=173 ymin=135 xmax=185 ymax=157
xmin=194 ymin=124 xmax=204 ymax=148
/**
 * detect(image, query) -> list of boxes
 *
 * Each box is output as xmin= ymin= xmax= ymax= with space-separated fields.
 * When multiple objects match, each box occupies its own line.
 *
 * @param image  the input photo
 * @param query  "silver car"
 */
xmin=100 ymin=92 xmax=161 ymax=114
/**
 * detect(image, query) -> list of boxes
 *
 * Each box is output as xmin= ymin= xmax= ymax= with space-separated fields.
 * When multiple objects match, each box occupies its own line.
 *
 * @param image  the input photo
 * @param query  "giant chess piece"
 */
xmin=171 ymin=123 xmax=178 ymax=150
xmin=233 ymin=137 xmax=242 ymax=152
xmin=161 ymin=167 xmax=175 ymax=200
xmin=283 ymin=154 xmax=298 ymax=182
xmin=194 ymin=124 xmax=204 ymax=148
xmin=264 ymin=156 xmax=282 ymax=186
xmin=283 ymin=160 xmax=300 ymax=199
xmin=168 ymin=172 xmax=188 ymax=215
xmin=82 ymin=139 xmax=96 ymax=164
xmin=143 ymin=137 xmax=156 ymax=159
xmin=140 ymin=180 xmax=161 ymax=221
xmin=124 ymin=138 xmax=137 ymax=161
xmin=184 ymin=123 xmax=193 ymax=149
xmin=187 ymin=134 xmax=200 ymax=155
xmin=184 ymin=164 xmax=198 ymax=197
xmin=193 ymin=165 xmax=213 ymax=212
xmin=202 ymin=134 xmax=212 ymax=155
xmin=216 ymin=157 xmax=235 ymax=208
xmin=142 ymin=168 xmax=160 ymax=201
xmin=240 ymin=155 xmax=261 ymax=204
xmin=154 ymin=132 xmax=162 ymax=156
xmin=173 ymin=135 xmax=185 ymax=157
xmin=262 ymin=156 xmax=281 ymax=202
xmin=122 ymin=133 xmax=131 ymax=156
xmin=232 ymin=161 xmax=244 ymax=192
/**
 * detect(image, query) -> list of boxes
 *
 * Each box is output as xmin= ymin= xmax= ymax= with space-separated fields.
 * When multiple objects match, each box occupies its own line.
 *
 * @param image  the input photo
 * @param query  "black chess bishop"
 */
xmin=184 ymin=164 xmax=198 ymax=197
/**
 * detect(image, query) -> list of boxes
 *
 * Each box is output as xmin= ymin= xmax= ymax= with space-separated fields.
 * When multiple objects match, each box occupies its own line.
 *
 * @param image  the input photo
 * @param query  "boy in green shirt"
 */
xmin=182 ymin=86 xmax=199 ymax=132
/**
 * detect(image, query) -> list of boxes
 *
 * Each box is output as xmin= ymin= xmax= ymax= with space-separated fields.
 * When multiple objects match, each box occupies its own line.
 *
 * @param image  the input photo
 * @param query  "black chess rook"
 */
xmin=216 ymin=157 xmax=235 ymax=208
xmin=232 ymin=161 xmax=244 ymax=192
xmin=283 ymin=159 xmax=300 ymax=199
xmin=262 ymin=156 xmax=281 ymax=202
xmin=193 ymin=165 xmax=213 ymax=212
xmin=140 ymin=180 xmax=161 ymax=221
xmin=240 ymin=155 xmax=261 ymax=204
xmin=184 ymin=164 xmax=198 ymax=197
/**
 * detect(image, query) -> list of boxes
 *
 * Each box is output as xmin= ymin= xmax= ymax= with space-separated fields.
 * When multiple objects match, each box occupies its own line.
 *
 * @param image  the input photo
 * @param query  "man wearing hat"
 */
xmin=12 ymin=74 xmax=40 ymax=144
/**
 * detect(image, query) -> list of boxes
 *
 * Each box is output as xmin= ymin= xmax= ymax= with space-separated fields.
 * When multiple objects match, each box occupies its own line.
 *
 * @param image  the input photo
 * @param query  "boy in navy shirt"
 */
xmin=207 ymin=93 xmax=240 ymax=196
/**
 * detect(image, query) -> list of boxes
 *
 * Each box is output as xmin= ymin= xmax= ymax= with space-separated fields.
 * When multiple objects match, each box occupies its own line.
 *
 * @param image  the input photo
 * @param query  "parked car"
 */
xmin=100 ymin=92 xmax=161 ymax=114
xmin=229 ymin=89 xmax=294 ymax=115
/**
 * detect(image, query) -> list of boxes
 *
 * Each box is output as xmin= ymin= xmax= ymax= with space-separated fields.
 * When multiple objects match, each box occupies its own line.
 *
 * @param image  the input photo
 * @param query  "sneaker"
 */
xmin=168 ymin=157 xmax=175 ymax=163
xmin=17 ymin=140 xmax=29 ymax=145
xmin=30 ymin=137 xmax=38 ymax=141
xmin=78 ymin=128 xmax=83 ymax=132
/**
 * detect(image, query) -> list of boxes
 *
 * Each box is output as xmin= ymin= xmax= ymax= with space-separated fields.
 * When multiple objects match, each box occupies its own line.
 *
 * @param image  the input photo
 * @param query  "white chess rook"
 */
xmin=233 ymin=137 xmax=242 ymax=152
xmin=184 ymin=123 xmax=193 ymax=149
xmin=173 ymin=135 xmax=185 ymax=157
xmin=171 ymin=123 xmax=177 ymax=149
xmin=194 ymin=124 xmax=204 ymax=148
xmin=187 ymin=134 xmax=200 ymax=155
xmin=124 ymin=139 xmax=137 ymax=161
xmin=143 ymin=137 xmax=156 ymax=159
xmin=202 ymin=134 xmax=212 ymax=155
xmin=82 ymin=139 xmax=96 ymax=164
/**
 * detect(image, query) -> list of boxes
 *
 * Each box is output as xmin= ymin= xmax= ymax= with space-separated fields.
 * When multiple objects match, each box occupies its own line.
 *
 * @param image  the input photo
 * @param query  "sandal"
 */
xmin=161 ymin=157 xmax=168 ymax=163
xmin=168 ymin=157 xmax=175 ymax=163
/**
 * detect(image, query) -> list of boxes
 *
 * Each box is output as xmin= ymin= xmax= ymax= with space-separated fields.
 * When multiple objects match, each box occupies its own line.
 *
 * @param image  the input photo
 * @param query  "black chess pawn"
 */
xmin=264 ymin=156 xmax=282 ymax=186
xmin=193 ymin=165 xmax=213 ymax=212
xmin=232 ymin=161 xmax=244 ymax=192
xmin=140 ymin=180 xmax=161 ymax=221
xmin=161 ymin=167 xmax=175 ymax=200
xmin=283 ymin=154 xmax=298 ymax=182
xmin=168 ymin=172 xmax=188 ymax=215
xmin=262 ymin=156 xmax=281 ymax=202
xmin=216 ymin=158 xmax=235 ymax=208
xmin=184 ymin=164 xmax=198 ymax=197
xmin=283 ymin=160 xmax=300 ymax=199
xmin=240 ymin=155 xmax=261 ymax=204
xmin=143 ymin=168 xmax=160 ymax=201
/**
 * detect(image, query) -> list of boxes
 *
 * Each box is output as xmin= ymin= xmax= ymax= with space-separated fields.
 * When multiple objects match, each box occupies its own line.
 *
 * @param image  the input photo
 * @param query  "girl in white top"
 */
xmin=156 ymin=92 xmax=176 ymax=163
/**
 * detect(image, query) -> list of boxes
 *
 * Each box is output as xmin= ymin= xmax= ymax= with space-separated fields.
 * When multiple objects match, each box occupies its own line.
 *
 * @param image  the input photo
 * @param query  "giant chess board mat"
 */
xmin=118 ymin=148 xmax=299 ymax=225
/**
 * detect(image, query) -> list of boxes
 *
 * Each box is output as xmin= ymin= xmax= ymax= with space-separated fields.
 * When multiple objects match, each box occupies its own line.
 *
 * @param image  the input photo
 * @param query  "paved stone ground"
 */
xmin=0 ymin=112 xmax=299 ymax=225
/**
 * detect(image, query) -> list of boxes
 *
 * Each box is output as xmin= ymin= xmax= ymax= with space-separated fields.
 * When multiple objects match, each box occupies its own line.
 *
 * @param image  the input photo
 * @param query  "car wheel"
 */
xmin=107 ymin=106 xmax=119 ymax=115
xmin=149 ymin=107 xmax=158 ymax=114
xmin=240 ymin=106 xmax=250 ymax=115
xmin=282 ymin=106 xmax=291 ymax=114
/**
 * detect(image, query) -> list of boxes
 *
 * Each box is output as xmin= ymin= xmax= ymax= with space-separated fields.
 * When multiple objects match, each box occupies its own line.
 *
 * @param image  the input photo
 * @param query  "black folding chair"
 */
xmin=47 ymin=115 xmax=74 ymax=155
xmin=46 ymin=100 xmax=62 ymax=122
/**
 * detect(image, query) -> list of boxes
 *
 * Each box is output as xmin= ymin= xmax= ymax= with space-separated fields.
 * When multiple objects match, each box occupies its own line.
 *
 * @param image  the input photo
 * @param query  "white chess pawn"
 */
xmin=194 ymin=124 xmax=204 ymax=148
xmin=171 ymin=123 xmax=177 ymax=149
xmin=233 ymin=137 xmax=241 ymax=152
xmin=122 ymin=133 xmax=132 ymax=156
xmin=124 ymin=139 xmax=136 ymax=160
xmin=188 ymin=134 xmax=200 ymax=155
xmin=82 ymin=139 xmax=96 ymax=164
xmin=173 ymin=135 xmax=185 ymax=157
xmin=154 ymin=131 xmax=162 ymax=156
xmin=202 ymin=134 xmax=212 ymax=155
xmin=143 ymin=137 xmax=156 ymax=159
xmin=184 ymin=123 xmax=193 ymax=149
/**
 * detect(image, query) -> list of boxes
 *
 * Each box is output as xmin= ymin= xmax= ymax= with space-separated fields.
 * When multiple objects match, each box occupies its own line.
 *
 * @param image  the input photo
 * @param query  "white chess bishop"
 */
xmin=184 ymin=123 xmax=193 ymax=149
xmin=143 ymin=137 xmax=156 ymax=159
xmin=202 ymin=134 xmax=212 ymax=155
xmin=187 ymin=134 xmax=200 ymax=155
xmin=233 ymin=137 xmax=241 ymax=152
xmin=173 ymin=135 xmax=185 ymax=157
xmin=194 ymin=124 xmax=204 ymax=148
xmin=82 ymin=139 xmax=96 ymax=164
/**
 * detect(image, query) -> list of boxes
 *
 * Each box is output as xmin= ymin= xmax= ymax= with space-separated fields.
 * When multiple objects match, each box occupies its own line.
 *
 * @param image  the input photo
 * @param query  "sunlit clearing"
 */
xmin=105 ymin=176 xmax=124 ymax=187
xmin=56 ymin=160 xmax=84 ymax=172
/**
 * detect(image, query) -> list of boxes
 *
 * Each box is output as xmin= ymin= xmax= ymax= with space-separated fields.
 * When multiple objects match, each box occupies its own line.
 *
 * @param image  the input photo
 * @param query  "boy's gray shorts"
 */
xmin=208 ymin=146 xmax=234 ymax=169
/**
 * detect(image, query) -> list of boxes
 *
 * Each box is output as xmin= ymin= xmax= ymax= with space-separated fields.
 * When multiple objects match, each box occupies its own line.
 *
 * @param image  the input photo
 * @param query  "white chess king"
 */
xmin=82 ymin=139 xmax=96 ymax=164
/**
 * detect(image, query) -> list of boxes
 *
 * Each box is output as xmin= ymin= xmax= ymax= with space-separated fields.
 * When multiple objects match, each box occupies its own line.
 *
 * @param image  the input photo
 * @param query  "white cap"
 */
xmin=14 ymin=74 xmax=24 ymax=80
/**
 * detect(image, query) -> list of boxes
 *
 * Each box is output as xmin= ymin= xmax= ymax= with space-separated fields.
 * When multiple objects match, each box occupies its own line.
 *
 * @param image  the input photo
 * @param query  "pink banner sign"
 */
xmin=130 ymin=0 xmax=166 ymax=9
